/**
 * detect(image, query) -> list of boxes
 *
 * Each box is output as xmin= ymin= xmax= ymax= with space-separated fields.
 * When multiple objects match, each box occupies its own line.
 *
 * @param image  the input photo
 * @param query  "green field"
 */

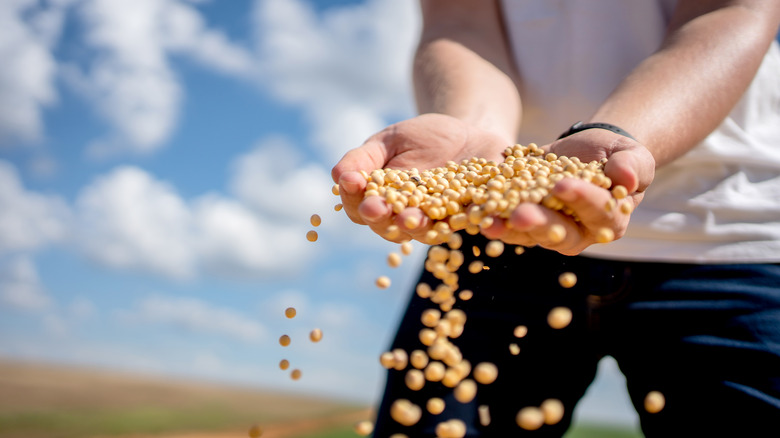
xmin=564 ymin=423 xmax=643 ymax=438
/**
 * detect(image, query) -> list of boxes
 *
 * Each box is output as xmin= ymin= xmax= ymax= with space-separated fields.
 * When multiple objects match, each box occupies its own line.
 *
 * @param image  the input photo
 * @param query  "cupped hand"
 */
xmin=481 ymin=128 xmax=656 ymax=255
xmin=331 ymin=113 xmax=509 ymax=243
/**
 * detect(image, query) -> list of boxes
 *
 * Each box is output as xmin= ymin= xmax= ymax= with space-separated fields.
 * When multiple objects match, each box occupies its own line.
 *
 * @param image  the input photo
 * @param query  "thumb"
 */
xmin=604 ymin=146 xmax=655 ymax=193
xmin=331 ymin=138 xmax=389 ymax=184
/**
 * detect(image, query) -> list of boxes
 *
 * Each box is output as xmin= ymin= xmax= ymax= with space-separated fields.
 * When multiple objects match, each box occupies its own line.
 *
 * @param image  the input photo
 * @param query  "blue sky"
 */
xmin=5 ymin=0 xmax=775 ymax=429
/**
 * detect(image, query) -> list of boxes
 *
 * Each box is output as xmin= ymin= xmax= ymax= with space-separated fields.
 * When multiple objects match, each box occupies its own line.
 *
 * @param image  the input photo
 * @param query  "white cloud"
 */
xmin=4 ymin=0 xmax=419 ymax=159
xmin=252 ymin=0 xmax=420 ymax=163
xmin=73 ymin=0 xmax=181 ymax=155
xmin=42 ymin=313 xmax=69 ymax=338
xmin=193 ymin=194 xmax=307 ymax=276
xmin=0 ymin=0 xmax=61 ymax=144
xmin=161 ymin=1 xmax=256 ymax=77
xmin=230 ymin=137 xmax=335 ymax=220
xmin=3 ymin=0 xmax=419 ymax=161
xmin=229 ymin=136 xmax=400 ymax=257
xmin=127 ymin=295 xmax=266 ymax=343
xmin=0 ymin=160 xmax=71 ymax=253
xmin=0 ymin=255 xmax=51 ymax=312
xmin=68 ymin=296 xmax=97 ymax=320
xmin=67 ymin=0 xmax=255 ymax=156
xmin=74 ymin=164 xmax=313 ymax=279
xmin=75 ymin=166 xmax=196 ymax=278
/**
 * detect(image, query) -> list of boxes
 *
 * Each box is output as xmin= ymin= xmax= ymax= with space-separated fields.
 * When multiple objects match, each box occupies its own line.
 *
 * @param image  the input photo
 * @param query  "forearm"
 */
xmin=590 ymin=2 xmax=780 ymax=167
xmin=414 ymin=0 xmax=521 ymax=145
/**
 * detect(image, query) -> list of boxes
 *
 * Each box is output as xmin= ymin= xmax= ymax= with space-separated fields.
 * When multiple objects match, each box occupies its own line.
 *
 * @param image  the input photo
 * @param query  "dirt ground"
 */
xmin=99 ymin=408 xmax=371 ymax=438
xmin=0 ymin=358 xmax=370 ymax=438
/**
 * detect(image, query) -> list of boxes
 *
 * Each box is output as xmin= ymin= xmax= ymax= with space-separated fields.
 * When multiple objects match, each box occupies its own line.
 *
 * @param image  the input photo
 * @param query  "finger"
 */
xmin=395 ymin=207 xmax=433 ymax=242
xmin=518 ymin=207 xmax=584 ymax=253
xmin=332 ymin=137 xmax=392 ymax=225
xmin=480 ymin=216 xmax=507 ymax=240
xmin=552 ymin=178 xmax=629 ymax=241
xmin=358 ymin=197 xmax=415 ymax=243
xmin=339 ymin=171 xmax=369 ymax=225
xmin=503 ymin=203 xmax=584 ymax=252
xmin=552 ymin=178 xmax=614 ymax=225
xmin=507 ymin=203 xmax=548 ymax=231
xmin=480 ymin=217 xmax=538 ymax=247
xmin=358 ymin=195 xmax=392 ymax=222
xmin=604 ymin=147 xmax=655 ymax=193
xmin=331 ymin=138 xmax=389 ymax=184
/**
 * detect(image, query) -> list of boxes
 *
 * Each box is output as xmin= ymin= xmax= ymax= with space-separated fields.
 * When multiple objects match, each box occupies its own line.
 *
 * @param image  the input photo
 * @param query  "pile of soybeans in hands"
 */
xmin=255 ymin=144 xmax=662 ymax=438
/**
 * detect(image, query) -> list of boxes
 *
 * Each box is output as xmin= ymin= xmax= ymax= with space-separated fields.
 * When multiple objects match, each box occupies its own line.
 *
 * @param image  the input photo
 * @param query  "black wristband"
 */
xmin=557 ymin=121 xmax=636 ymax=141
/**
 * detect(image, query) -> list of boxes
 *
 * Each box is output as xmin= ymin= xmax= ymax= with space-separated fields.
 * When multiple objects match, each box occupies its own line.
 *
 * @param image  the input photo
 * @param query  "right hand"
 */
xmin=331 ymin=113 xmax=510 ymax=242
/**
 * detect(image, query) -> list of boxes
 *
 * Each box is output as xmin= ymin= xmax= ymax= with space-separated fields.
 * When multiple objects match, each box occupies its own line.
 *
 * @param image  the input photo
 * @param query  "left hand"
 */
xmin=481 ymin=128 xmax=656 ymax=255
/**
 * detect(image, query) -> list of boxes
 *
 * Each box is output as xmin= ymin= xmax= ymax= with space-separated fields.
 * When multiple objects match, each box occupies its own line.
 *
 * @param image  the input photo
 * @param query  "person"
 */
xmin=332 ymin=0 xmax=780 ymax=436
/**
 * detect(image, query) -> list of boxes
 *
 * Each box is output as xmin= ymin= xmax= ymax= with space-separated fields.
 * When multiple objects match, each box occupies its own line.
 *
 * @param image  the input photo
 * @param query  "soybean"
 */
xmin=458 ymin=289 xmax=473 ymax=301
xmin=390 ymin=399 xmax=422 ymax=426
xmin=517 ymin=407 xmax=545 ymax=431
xmin=612 ymin=185 xmax=628 ymax=199
xmin=454 ymin=379 xmax=477 ymax=403
xmin=376 ymin=276 xmax=391 ymax=289
xmin=387 ymin=252 xmax=402 ymax=268
xmin=354 ymin=420 xmax=374 ymax=436
xmin=485 ymin=240 xmax=504 ymax=257
xmin=405 ymin=369 xmax=425 ymax=391
xmin=435 ymin=419 xmax=467 ymax=438
xmin=427 ymin=397 xmax=446 ymax=415
xmin=473 ymin=362 xmax=499 ymax=385
xmin=547 ymin=224 xmax=566 ymax=244
xmin=420 ymin=309 xmax=441 ymax=327
xmin=558 ymin=272 xmax=577 ymax=288
xmin=596 ymin=227 xmax=615 ymax=244
xmin=541 ymin=398 xmax=565 ymax=425
xmin=547 ymin=307 xmax=573 ymax=329
xmin=644 ymin=390 xmax=666 ymax=414
xmin=478 ymin=405 xmax=491 ymax=426
xmin=468 ymin=260 xmax=484 ymax=274
xmin=248 ymin=424 xmax=263 ymax=437
xmin=424 ymin=361 xmax=446 ymax=382
xmin=410 ymin=349 xmax=429 ymax=369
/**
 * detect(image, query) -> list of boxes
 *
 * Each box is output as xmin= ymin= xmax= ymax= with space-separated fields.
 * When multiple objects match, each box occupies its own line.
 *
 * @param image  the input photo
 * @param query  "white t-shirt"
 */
xmin=501 ymin=0 xmax=780 ymax=263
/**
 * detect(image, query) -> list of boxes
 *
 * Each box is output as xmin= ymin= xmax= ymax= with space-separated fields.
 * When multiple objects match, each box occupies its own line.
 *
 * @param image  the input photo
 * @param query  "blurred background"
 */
xmin=4 ymin=1 xmax=776 ymax=437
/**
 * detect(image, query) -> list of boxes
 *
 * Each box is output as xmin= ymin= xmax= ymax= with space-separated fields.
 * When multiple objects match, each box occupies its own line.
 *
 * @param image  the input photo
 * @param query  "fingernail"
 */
xmin=362 ymin=208 xmax=382 ymax=222
xmin=341 ymin=179 xmax=360 ymax=195
xmin=553 ymin=183 xmax=576 ymax=202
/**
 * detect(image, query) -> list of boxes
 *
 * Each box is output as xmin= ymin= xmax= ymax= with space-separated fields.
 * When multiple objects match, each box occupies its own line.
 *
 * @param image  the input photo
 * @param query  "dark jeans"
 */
xmin=373 ymin=233 xmax=780 ymax=437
